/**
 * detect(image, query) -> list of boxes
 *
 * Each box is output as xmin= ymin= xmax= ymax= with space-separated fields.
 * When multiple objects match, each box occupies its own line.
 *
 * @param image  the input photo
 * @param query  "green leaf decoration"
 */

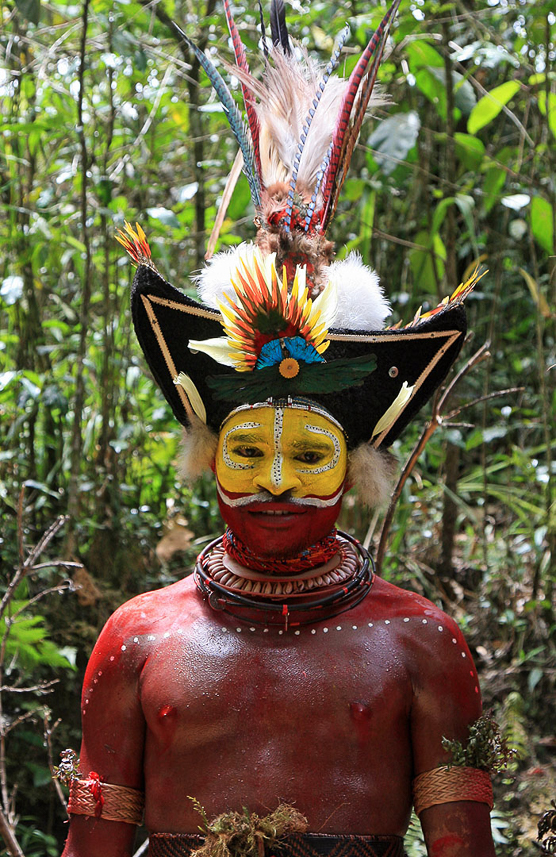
xmin=207 ymin=355 xmax=377 ymax=403
xmin=467 ymin=81 xmax=520 ymax=134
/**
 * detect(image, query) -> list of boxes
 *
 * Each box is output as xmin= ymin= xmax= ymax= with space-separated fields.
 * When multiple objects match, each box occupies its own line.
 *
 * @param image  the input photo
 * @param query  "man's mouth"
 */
xmin=247 ymin=503 xmax=307 ymax=516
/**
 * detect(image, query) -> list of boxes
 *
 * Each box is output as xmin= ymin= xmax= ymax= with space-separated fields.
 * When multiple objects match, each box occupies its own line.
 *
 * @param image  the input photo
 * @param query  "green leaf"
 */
xmin=146 ymin=207 xmax=181 ymax=229
xmin=367 ymin=111 xmax=421 ymax=175
xmin=482 ymin=166 xmax=506 ymax=214
xmin=467 ymin=81 xmax=521 ymax=134
xmin=529 ymin=196 xmax=554 ymax=254
xmin=431 ymin=197 xmax=454 ymax=236
xmin=415 ymin=68 xmax=447 ymax=119
xmin=15 ymin=0 xmax=40 ymax=23
xmin=227 ymin=174 xmax=252 ymax=221
xmin=405 ymin=41 xmax=444 ymax=70
xmin=537 ymin=92 xmax=556 ymax=139
xmin=454 ymin=133 xmax=485 ymax=170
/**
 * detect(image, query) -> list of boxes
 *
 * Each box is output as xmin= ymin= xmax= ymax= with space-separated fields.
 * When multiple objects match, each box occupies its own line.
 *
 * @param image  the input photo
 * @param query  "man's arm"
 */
xmin=62 ymin=605 xmax=147 ymax=857
xmin=409 ymin=612 xmax=496 ymax=857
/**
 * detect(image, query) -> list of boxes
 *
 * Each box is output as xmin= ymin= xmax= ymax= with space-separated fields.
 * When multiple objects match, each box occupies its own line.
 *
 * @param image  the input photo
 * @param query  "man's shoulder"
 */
xmin=361 ymin=575 xmax=457 ymax=627
xmin=105 ymin=574 xmax=198 ymax=635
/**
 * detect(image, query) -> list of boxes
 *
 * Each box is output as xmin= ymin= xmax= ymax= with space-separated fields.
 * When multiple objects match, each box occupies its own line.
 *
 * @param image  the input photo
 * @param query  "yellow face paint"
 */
xmin=215 ymin=405 xmax=348 ymax=501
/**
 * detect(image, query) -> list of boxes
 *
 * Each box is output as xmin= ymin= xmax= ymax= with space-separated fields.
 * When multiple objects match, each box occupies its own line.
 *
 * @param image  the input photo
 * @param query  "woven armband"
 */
xmin=412 ymin=766 xmax=493 ymax=817
xmin=68 ymin=775 xmax=144 ymax=825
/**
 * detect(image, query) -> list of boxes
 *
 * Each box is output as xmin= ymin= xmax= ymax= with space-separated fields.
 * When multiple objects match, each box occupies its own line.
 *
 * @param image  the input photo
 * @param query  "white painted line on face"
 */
xmin=271 ymin=407 xmax=284 ymax=489
xmin=222 ymin=421 xmax=262 ymax=470
xmin=297 ymin=424 xmax=341 ymax=474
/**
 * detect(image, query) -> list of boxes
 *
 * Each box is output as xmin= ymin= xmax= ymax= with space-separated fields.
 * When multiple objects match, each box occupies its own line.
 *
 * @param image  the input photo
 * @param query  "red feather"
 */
xmin=320 ymin=0 xmax=400 ymax=228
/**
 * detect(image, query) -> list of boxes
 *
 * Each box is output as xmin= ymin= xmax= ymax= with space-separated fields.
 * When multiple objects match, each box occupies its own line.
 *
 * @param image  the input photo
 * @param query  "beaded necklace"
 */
xmin=194 ymin=531 xmax=374 ymax=630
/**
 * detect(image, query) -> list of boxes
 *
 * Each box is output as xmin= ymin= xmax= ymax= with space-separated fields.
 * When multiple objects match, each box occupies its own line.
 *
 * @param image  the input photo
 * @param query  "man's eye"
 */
xmin=295 ymin=451 xmax=324 ymax=465
xmin=233 ymin=446 xmax=264 ymax=458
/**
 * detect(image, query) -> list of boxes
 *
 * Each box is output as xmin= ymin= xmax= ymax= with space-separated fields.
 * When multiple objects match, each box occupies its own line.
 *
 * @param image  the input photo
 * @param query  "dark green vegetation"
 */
xmin=0 ymin=0 xmax=554 ymax=854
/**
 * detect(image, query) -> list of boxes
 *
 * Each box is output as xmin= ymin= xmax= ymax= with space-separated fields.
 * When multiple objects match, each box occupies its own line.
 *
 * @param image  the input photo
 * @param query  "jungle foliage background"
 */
xmin=0 ymin=0 xmax=554 ymax=853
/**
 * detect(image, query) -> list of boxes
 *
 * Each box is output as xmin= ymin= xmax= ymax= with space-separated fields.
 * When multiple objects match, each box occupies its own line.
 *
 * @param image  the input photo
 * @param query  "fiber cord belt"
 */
xmin=148 ymin=832 xmax=405 ymax=857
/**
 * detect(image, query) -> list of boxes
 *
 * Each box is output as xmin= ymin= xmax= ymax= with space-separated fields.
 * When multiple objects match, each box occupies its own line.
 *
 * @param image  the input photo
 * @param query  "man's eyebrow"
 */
xmin=290 ymin=439 xmax=333 ymax=451
xmin=228 ymin=432 xmax=267 ymax=444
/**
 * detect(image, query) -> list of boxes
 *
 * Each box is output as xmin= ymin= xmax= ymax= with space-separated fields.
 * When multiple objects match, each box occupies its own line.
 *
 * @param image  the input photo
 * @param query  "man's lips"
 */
xmin=246 ymin=502 xmax=307 ymax=517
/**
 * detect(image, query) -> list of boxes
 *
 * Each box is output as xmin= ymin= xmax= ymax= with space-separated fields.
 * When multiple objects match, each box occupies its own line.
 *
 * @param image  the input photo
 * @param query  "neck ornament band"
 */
xmin=223 ymin=528 xmax=341 ymax=575
xmin=194 ymin=532 xmax=374 ymax=629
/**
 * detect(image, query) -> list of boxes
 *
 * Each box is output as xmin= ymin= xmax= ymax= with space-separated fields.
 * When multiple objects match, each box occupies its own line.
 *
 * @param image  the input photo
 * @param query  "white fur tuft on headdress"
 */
xmin=326 ymin=252 xmax=391 ymax=331
xmin=348 ymin=444 xmax=397 ymax=508
xmin=177 ymin=415 xmax=218 ymax=484
xmin=193 ymin=243 xmax=255 ymax=310
xmin=195 ymin=245 xmax=390 ymax=335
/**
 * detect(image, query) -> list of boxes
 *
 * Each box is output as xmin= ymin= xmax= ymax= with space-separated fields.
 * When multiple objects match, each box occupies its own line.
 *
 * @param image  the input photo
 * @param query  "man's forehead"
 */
xmin=220 ymin=402 xmax=346 ymax=439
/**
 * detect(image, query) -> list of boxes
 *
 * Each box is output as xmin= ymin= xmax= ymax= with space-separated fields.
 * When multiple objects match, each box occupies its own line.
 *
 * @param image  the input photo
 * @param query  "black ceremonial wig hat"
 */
xmin=120 ymin=0 xmax=478 ymax=493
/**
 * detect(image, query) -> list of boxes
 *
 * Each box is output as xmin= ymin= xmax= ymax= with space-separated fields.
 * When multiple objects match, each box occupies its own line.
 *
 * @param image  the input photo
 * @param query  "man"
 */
xmin=62 ymin=4 xmax=496 ymax=855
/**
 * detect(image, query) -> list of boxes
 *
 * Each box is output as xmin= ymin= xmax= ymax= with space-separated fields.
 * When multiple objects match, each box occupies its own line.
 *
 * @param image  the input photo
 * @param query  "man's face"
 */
xmin=215 ymin=405 xmax=348 ymax=560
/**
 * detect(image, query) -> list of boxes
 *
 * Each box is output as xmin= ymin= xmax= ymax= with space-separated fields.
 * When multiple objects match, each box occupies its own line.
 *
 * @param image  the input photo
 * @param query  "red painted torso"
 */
xmin=77 ymin=574 xmax=481 ymax=837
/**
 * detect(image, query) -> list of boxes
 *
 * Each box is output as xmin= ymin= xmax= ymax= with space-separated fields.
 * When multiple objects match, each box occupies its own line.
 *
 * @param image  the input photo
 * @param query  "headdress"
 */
xmin=119 ymin=1 xmax=479 ymax=503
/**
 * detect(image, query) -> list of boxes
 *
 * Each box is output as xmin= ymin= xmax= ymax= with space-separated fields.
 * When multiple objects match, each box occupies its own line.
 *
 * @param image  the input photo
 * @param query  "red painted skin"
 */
xmin=62 ymin=495 xmax=496 ymax=857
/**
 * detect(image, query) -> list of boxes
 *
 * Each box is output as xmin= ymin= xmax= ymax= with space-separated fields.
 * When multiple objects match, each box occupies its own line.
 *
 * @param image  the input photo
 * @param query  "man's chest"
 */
xmin=139 ymin=614 xmax=413 ymax=753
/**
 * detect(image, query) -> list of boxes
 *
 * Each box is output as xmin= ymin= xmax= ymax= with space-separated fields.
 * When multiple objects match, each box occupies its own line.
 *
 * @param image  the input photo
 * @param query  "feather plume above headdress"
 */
xmin=170 ymin=0 xmax=400 ymax=298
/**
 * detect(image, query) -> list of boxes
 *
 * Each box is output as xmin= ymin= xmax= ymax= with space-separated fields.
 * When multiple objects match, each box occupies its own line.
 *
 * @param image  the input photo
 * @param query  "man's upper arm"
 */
xmin=409 ymin=612 xmax=495 ymax=857
xmin=62 ymin=604 xmax=147 ymax=857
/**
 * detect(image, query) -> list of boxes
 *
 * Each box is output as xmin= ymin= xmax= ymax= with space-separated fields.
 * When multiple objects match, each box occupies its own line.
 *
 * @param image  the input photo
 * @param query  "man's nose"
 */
xmin=253 ymin=458 xmax=302 ymax=495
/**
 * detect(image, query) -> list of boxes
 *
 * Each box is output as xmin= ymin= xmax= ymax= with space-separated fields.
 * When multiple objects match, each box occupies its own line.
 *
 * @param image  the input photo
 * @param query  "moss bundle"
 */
xmin=189 ymin=799 xmax=308 ymax=857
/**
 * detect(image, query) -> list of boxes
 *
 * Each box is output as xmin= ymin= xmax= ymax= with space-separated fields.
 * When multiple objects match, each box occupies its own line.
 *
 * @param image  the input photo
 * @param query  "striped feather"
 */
xmin=222 ymin=0 xmax=262 ymax=181
xmin=284 ymin=24 xmax=351 ymax=231
xmin=320 ymin=0 xmax=400 ymax=228
xmin=170 ymin=20 xmax=261 ymax=209
xmin=323 ymin=38 xmax=386 ymax=227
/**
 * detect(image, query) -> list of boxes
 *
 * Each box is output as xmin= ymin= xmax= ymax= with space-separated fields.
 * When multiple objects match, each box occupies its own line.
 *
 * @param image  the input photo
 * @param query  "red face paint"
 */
xmin=217 ymin=494 xmax=343 ymax=559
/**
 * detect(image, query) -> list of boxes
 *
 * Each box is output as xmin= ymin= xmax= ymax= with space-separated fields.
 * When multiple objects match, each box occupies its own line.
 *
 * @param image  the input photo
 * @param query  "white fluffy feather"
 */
xmin=194 ymin=243 xmax=255 ymax=309
xmin=326 ymin=253 xmax=391 ymax=331
xmin=236 ymin=48 xmax=350 ymax=192
xmin=195 ymin=246 xmax=390 ymax=334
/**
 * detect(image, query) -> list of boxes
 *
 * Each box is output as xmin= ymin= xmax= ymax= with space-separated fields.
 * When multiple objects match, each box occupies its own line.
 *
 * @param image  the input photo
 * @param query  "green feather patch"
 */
xmin=207 ymin=354 xmax=377 ymax=403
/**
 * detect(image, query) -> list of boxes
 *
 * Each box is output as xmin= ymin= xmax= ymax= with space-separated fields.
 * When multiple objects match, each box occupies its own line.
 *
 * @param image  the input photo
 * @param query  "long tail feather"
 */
xmin=270 ymin=0 xmax=291 ymax=54
xmin=323 ymin=29 xmax=389 ymax=228
xmin=206 ymin=149 xmax=244 ymax=260
xmin=222 ymin=0 xmax=262 ymax=182
xmin=319 ymin=0 xmax=400 ymax=228
xmin=170 ymin=20 xmax=261 ymax=208
xmin=258 ymin=0 xmax=269 ymax=59
xmin=284 ymin=24 xmax=351 ymax=232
